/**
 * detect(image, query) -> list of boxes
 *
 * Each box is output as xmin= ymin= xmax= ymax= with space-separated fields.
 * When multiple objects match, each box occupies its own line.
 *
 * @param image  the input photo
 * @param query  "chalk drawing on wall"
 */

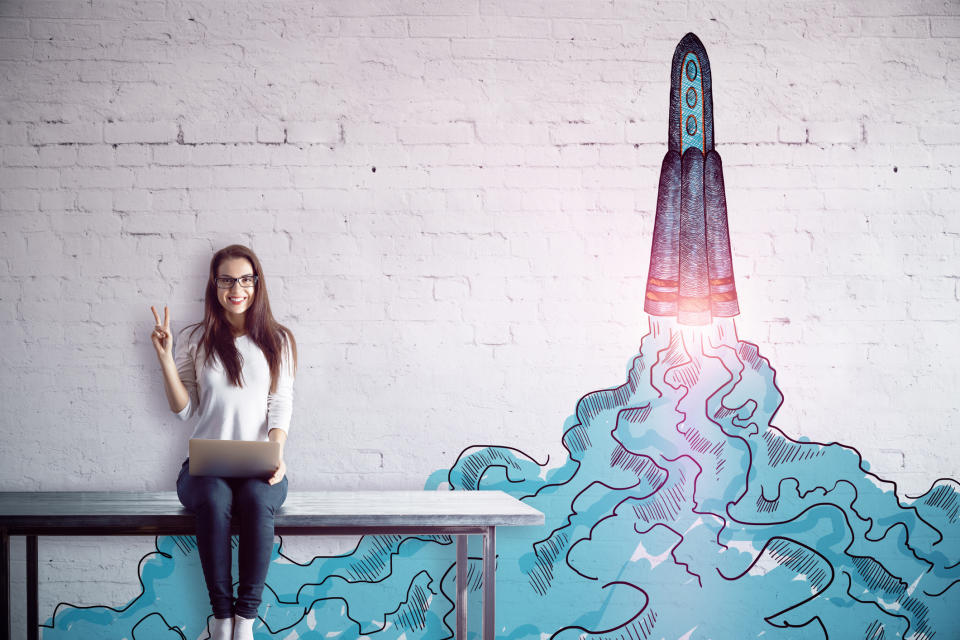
xmin=43 ymin=33 xmax=960 ymax=640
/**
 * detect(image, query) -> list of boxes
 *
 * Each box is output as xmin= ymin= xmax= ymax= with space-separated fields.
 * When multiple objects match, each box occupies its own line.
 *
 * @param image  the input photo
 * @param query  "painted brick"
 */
xmin=0 ymin=167 xmax=59 ymax=188
xmin=339 ymin=16 xmax=408 ymax=37
xmin=866 ymin=121 xmax=920 ymax=143
xmin=551 ymin=19 xmax=623 ymax=40
xmin=0 ymin=37 xmax=32 ymax=60
xmin=0 ymin=123 xmax=27 ymax=145
xmin=502 ymin=167 xmax=579 ymax=189
xmin=38 ymin=189 xmax=75 ymax=212
xmin=0 ymin=188 xmax=39 ymax=210
xmin=344 ymin=122 xmax=398 ymax=144
xmin=189 ymin=189 xmax=263 ymax=211
xmin=831 ymin=0 xmax=925 ymax=17
xmin=476 ymin=122 xmax=550 ymax=145
xmin=451 ymin=37 xmax=554 ymax=60
xmin=407 ymin=16 xmax=466 ymax=37
xmin=133 ymin=166 xmax=211 ymax=189
xmin=76 ymin=145 xmax=116 ymax=167
xmin=210 ymin=166 xmax=291 ymax=189
xmin=29 ymin=19 xmax=101 ymax=40
xmin=122 ymin=211 xmax=195 ymax=235
xmin=550 ymin=122 xmax=623 ymax=145
xmin=1 ymin=5 xmax=960 ymax=636
xmin=479 ymin=0 xmax=616 ymax=19
xmin=257 ymin=122 xmax=286 ymax=144
xmin=181 ymin=121 xmax=259 ymax=144
xmin=807 ymin=120 xmax=862 ymax=145
xmin=919 ymin=124 xmax=960 ymax=144
xmin=931 ymin=16 xmax=960 ymax=36
xmin=397 ymin=123 xmax=474 ymax=145
xmin=0 ymin=17 xmax=27 ymax=37
xmin=2 ymin=145 xmax=38 ymax=166
xmin=113 ymin=189 xmax=151 ymax=212
xmin=285 ymin=121 xmax=341 ymax=144
xmin=625 ymin=121 xmax=662 ymax=144
xmin=28 ymin=122 xmax=102 ymax=145
xmin=465 ymin=16 xmax=550 ymax=38
xmin=862 ymin=16 xmax=931 ymax=37
xmin=115 ymin=144 xmax=150 ymax=166
xmin=104 ymin=121 xmax=177 ymax=144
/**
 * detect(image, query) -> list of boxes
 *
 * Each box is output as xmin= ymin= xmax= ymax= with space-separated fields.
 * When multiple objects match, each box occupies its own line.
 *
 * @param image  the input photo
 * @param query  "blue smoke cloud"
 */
xmin=44 ymin=317 xmax=960 ymax=639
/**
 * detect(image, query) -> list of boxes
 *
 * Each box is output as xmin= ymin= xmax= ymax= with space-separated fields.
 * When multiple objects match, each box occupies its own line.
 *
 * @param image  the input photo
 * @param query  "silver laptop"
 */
xmin=189 ymin=439 xmax=281 ymax=478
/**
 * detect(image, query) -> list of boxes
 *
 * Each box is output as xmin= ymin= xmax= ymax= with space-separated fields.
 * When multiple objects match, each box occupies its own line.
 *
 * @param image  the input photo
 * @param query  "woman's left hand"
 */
xmin=268 ymin=458 xmax=286 ymax=485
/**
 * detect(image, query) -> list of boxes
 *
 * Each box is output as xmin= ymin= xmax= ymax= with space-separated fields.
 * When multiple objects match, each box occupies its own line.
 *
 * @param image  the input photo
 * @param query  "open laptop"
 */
xmin=189 ymin=439 xmax=281 ymax=478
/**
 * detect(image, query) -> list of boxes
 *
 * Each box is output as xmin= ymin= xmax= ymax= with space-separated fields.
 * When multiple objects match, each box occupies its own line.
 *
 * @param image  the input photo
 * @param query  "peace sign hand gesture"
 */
xmin=150 ymin=305 xmax=173 ymax=362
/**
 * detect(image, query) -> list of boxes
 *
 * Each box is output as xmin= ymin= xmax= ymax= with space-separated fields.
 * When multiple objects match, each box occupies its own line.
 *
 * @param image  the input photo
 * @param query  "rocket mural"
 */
xmin=41 ymin=34 xmax=960 ymax=640
xmin=645 ymin=33 xmax=738 ymax=325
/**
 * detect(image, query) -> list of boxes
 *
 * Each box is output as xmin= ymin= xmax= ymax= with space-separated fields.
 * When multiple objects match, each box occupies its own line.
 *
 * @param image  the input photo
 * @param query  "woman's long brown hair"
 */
xmin=184 ymin=244 xmax=297 ymax=393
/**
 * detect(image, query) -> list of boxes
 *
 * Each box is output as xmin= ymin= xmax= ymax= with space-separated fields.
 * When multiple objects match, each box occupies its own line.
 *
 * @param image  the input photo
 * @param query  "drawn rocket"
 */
xmin=644 ymin=33 xmax=739 ymax=325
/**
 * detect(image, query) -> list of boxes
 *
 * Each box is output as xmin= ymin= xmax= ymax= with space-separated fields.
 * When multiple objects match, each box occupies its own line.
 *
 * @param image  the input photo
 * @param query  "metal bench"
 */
xmin=0 ymin=490 xmax=544 ymax=640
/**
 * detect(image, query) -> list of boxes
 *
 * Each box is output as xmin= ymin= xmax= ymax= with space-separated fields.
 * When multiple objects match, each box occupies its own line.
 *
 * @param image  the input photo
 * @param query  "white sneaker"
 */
xmin=233 ymin=614 xmax=256 ymax=640
xmin=209 ymin=616 xmax=233 ymax=640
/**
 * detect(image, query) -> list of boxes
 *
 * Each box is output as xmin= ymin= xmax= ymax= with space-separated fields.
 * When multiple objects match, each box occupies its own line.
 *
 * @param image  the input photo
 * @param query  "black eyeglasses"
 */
xmin=215 ymin=275 xmax=258 ymax=289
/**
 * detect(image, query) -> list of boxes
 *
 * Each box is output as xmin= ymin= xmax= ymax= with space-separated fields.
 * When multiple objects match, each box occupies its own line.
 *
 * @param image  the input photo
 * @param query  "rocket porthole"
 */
xmin=685 ymin=59 xmax=698 ymax=80
xmin=686 ymin=115 xmax=698 ymax=135
xmin=686 ymin=87 xmax=698 ymax=108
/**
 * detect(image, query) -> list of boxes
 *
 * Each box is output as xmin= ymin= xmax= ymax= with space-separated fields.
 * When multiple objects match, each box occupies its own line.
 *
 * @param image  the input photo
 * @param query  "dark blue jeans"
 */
xmin=176 ymin=459 xmax=288 ymax=619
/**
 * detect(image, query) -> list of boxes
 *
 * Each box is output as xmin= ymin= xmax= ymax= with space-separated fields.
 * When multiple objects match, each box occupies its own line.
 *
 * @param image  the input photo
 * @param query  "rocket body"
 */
xmin=644 ymin=33 xmax=739 ymax=325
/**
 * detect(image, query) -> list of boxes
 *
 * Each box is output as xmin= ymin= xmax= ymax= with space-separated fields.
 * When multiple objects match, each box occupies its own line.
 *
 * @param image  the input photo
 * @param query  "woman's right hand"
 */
xmin=151 ymin=305 xmax=173 ymax=362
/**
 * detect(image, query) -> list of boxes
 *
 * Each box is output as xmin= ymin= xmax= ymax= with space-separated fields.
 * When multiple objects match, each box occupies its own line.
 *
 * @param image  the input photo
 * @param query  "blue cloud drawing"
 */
xmin=43 ymin=317 xmax=960 ymax=639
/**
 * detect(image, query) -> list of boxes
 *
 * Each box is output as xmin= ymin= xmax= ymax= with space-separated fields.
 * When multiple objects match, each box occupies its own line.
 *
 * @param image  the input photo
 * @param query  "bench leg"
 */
xmin=27 ymin=536 xmax=37 ymax=640
xmin=482 ymin=527 xmax=495 ymax=640
xmin=456 ymin=535 xmax=467 ymax=640
xmin=1 ymin=529 xmax=9 ymax=640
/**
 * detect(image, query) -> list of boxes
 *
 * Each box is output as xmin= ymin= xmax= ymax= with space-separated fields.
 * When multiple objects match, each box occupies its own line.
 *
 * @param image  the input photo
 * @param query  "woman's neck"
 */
xmin=226 ymin=314 xmax=246 ymax=337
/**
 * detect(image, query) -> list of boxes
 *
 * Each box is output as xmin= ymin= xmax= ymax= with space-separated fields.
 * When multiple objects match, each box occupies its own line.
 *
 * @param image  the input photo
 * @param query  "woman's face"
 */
xmin=215 ymin=257 xmax=256 ymax=319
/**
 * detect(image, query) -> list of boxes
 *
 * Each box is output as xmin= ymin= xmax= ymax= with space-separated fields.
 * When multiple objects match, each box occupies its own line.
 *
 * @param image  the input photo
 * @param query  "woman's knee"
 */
xmin=235 ymin=478 xmax=286 ymax=514
xmin=184 ymin=476 xmax=234 ymax=514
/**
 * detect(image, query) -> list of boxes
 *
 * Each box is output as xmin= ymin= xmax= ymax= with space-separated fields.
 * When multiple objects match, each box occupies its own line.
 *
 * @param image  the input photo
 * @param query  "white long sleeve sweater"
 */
xmin=174 ymin=329 xmax=294 ymax=457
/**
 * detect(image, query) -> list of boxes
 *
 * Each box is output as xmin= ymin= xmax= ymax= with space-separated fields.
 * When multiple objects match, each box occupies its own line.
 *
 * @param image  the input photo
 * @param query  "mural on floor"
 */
xmin=44 ymin=33 xmax=960 ymax=640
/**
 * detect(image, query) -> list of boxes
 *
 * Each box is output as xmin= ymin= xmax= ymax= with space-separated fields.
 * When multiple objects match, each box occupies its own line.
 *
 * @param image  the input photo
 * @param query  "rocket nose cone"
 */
xmin=669 ymin=33 xmax=714 ymax=154
xmin=677 ymin=32 xmax=706 ymax=52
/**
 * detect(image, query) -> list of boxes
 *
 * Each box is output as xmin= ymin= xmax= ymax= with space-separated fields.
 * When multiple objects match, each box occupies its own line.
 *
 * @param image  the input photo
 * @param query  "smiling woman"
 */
xmin=217 ymin=270 xmax=258 ymax=320
xmin=148 ymin=244 xmax=298 ymax=639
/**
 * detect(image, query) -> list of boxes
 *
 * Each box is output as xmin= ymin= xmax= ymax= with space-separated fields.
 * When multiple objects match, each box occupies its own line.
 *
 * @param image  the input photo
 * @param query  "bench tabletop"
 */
xmin=0 ymin=490 xmax=545 ymax=533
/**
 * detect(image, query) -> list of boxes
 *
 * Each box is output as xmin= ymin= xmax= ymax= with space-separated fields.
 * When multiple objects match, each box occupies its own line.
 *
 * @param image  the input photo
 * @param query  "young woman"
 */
xmin=150 ymin=244 xmax=297 ymax=640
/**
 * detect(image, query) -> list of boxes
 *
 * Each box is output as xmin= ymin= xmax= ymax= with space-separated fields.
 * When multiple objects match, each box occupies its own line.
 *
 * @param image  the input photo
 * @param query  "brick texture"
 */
xmin=1 ymin=0 xmax=959 ymax=634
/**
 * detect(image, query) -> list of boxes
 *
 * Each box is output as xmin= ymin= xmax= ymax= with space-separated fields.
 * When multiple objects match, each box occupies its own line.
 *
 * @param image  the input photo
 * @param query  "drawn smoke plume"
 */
xmin=44 ymin=316 xmax=960 ymax=639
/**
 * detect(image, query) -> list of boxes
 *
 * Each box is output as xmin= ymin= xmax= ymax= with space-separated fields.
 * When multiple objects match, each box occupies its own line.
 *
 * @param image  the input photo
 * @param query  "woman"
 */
xmin=150 ymin=244 xmax=297 ymax=640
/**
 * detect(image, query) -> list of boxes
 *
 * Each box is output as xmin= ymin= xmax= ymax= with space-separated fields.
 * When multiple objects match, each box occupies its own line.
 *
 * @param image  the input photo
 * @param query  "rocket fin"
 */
xmin=705 ymin=150 xmax=739 ymax=318
xmin=645 ymin=151 xmax=682 ymax=317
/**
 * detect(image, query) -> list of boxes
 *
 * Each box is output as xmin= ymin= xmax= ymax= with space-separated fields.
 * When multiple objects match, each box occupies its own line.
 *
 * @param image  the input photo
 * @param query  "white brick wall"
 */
xmin=2 ymin=0 xmax=959 ymax=634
